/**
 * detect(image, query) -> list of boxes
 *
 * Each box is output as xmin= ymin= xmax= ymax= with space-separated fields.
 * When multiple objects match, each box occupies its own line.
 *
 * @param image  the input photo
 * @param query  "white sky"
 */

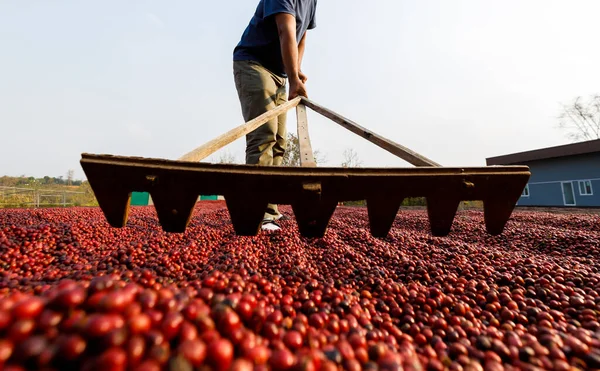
xmin=1 ymin=0 xmax=599 ymax=179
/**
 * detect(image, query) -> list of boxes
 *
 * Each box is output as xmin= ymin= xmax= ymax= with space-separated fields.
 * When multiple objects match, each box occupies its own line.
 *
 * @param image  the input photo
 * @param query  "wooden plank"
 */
xmin=301 ymin=98 xmax=441 ymax=167
xmin=296 ymin=104 xmax=317 ymax=167
xmin=82 ymin=153 xmax=530 ymax=177
xmin=179 ymin=96 xmax=302 ymax=162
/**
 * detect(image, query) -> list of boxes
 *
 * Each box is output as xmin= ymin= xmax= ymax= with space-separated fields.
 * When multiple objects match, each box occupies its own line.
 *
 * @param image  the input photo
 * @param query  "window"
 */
xmin=521 ymin=184 xmax=530 ymax=197
xmin=579 ymin=180 xmax=593 ymax=196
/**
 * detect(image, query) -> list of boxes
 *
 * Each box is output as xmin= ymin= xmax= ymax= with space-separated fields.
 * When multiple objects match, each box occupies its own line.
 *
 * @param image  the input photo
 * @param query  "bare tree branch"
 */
xmin=341 ymin=148 xmax=363 ymax=168
xmin=557 ymin=95 xmax=600 ymax=142
xmin=573 ymin=98 xmax=597 ymax=137
xmin=216 ymin=151 xmax=237 ymax=164
xmin=66 ymin=170 xmax=74 ymax=186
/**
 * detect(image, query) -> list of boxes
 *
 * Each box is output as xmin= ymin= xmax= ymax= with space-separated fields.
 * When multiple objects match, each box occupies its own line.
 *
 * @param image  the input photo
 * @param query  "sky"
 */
xmin=1 ymin=0 xmax=600 ymax=180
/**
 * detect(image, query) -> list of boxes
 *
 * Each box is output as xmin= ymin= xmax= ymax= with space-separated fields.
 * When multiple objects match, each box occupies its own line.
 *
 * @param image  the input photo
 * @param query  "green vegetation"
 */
xmin=0 ymin=175 xmax=98 ymax=208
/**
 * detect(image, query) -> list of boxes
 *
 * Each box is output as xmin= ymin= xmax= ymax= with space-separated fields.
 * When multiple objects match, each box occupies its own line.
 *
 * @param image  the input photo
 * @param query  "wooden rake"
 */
xmin=80 ymin=97 xmax=530 ymax=238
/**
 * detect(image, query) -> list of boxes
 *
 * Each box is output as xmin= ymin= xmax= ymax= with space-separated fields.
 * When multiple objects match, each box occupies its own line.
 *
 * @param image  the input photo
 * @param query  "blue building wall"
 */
xmin=517 ymin=153 xmax=600 ymax=207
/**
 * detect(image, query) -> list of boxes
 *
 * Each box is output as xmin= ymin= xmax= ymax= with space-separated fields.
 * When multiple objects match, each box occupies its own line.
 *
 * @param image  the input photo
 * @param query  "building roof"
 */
xmin=486 ymin=139 xmax=600 ymax=165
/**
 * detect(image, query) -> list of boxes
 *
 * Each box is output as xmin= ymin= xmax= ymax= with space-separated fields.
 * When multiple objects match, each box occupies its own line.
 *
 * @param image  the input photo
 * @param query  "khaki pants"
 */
xmin=233 ymin=60 xmax=288 ymax=220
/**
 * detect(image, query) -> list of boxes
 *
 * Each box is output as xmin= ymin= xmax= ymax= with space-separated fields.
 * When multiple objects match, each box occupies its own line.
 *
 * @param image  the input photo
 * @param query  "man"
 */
xmin=233 ymin=0 xmax=318 ymax=231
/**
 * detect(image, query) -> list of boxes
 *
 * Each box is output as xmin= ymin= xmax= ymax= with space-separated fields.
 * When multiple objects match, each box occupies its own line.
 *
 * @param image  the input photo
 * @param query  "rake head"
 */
xmin=81 ymin=97 xmax=530 ymax=238
xmin=80 ymin=154 xmax=529 ymax=238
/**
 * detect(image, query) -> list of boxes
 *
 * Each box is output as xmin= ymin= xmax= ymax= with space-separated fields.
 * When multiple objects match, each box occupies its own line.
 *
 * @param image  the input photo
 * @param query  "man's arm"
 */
xmin=298 ymin=33 xmax=308 ymax=83
xmin=275 ymin=13 xmax=307 ymax=99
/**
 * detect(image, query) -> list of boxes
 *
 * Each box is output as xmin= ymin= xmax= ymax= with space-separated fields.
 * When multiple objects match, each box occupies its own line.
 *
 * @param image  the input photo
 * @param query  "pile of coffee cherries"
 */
xmin=0 ymin=203 xmax=599 ymax=370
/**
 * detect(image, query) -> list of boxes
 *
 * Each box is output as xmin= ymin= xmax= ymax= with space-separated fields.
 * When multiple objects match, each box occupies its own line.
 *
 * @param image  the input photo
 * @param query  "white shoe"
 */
xmin=261 ymin=219 xmax=281 ymax=231
xmin=274 ymin=213 xmax=288 ymax=221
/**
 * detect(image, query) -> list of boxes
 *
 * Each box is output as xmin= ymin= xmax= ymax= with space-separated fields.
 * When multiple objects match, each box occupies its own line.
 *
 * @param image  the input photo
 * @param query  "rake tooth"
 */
xmin=225 ymin=193 xmax=268 ymax=236
xmin=91 ymin=185 xmax=132 ymax=228
xmin=483 ymin=197 xmax=519 ymax=236
xmin=150 ymin=188 xmax=199 ymax=233
xmin=292 ymin=199 xmax=338 ymax=238
xmin=80 ymin=160 xmax=133 ymax=228
xmin=367 ymin=195 xmax=404 ymax=238
xmin=290 ymin=181 xmax=337 ymax=238
xmin=426 ymin=197 xmax=461 ymax=237
xmin=482 ymin=177 xmax=528 ymax=235
xmin=291 ymin=183 xmax=338 ymax=238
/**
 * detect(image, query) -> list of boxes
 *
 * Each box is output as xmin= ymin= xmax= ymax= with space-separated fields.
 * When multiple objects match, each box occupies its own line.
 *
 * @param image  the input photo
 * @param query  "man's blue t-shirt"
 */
xmin=233 ymin=0 xmax=317 ymax=77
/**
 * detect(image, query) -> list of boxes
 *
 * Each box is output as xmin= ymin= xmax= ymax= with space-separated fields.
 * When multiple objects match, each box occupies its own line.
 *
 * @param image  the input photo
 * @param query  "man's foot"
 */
xmin=261 ymin=219 xmax=281 ymax=231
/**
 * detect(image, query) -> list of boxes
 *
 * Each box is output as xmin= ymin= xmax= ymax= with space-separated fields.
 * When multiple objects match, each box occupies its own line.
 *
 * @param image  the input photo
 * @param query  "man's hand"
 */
xmin=298 ymin=70 xmax=308 ymax=84
xmin=289 ymin=77 xmax=308 ymax=100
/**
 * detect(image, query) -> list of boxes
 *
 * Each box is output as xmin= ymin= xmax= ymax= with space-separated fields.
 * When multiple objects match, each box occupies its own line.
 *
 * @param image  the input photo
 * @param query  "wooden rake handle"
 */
xmin=178 ymin=95 xmax=439 ymax=168
xmin=300 ymin=98 xmax=440 ymax=167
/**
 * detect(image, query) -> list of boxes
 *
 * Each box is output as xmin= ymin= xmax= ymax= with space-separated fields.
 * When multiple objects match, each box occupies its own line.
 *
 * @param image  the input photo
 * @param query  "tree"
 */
xmin=216 ymin=151 xmax=237 ymax=164
xmin=341 ymin=148 xmax=362 ymax=168
xmin=0 ymin=176 xmax=18 ymax=187
xmin=557 ymin=95 xmax=600 ymax=142
xmin=282 ymin=133 xmax=326 ymax=167
xmin=66 ymin=170 xmax=74 ymax=186
xmin=338 ymin=148 xmax=364 ymax=206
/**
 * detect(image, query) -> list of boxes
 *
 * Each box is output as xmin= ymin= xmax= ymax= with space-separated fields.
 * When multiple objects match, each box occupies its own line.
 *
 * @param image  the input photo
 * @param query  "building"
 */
xmin=486 ymin=139 xmax=600 ymax=207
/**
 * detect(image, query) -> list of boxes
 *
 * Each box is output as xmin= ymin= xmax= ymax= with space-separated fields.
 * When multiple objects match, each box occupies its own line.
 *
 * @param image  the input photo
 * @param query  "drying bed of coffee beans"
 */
xmin=0 ymin=202 xmax=599 ymax=371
